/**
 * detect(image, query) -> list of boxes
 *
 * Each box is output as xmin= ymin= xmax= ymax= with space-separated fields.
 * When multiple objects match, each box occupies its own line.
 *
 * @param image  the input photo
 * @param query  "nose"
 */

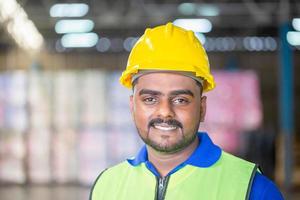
xmin=155 ymin=99 xmax=175 ymax=119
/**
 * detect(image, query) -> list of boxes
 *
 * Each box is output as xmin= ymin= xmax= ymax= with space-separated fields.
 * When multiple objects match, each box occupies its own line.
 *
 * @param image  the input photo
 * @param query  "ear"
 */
xmin=200 ymin=96 xmax=207 ymax=122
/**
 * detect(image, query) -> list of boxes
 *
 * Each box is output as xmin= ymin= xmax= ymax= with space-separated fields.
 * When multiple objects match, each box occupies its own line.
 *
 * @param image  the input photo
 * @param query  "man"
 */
xmin=90 ymin=23 xmax=284 ymax=200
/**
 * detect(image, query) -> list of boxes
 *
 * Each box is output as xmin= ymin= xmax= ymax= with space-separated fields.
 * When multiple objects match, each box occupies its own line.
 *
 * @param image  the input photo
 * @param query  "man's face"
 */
xmin=130 ymin=72 xmax=206 ymax=154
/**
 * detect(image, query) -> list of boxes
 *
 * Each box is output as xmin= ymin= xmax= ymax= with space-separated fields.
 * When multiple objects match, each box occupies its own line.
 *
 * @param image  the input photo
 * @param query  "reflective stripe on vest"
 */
xmin=90 ymin=151 xmax=258 ymax=200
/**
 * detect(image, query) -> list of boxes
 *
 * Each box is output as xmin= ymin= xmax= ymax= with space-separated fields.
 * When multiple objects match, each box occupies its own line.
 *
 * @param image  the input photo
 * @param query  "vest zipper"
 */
xmin=155 ymin=176 xmax=170 ymax=200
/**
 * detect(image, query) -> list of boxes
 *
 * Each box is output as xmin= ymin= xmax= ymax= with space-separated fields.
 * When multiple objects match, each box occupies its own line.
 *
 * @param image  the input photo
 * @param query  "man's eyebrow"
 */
xmin=170 ymin=90 xmax=194 ymax=97
xmin=138 ymin=89 xmax=162 ymax=96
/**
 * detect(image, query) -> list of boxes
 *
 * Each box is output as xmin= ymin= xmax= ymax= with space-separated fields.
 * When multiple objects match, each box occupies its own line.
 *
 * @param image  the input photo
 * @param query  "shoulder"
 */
xmin=89 ymin=161 xmax=130 ymax=200
xmin=220 ymin=152 xmax=284 ymax=199
xmin=220 ymin=151 xmax=255 ymax=169
xmin=92 ymin=161 xmax=130 ymax=184
xmin=250 ymin=172 xmax=284 ymax=200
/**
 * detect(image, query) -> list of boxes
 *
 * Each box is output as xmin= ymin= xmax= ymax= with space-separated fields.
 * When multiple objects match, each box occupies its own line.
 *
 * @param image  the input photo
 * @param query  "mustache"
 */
xmin=148 ymin=118 xmax=183 ymax=129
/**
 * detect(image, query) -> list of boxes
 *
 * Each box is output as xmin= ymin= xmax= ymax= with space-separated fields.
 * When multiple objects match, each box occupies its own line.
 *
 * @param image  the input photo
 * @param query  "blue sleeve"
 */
xmin=249 ymin=172 xmax=284 ymax=200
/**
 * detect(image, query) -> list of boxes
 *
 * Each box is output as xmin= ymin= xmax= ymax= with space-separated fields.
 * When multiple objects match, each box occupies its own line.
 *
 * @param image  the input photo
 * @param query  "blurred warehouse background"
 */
xmin=0 ymin=0 xmax=299 ymax=199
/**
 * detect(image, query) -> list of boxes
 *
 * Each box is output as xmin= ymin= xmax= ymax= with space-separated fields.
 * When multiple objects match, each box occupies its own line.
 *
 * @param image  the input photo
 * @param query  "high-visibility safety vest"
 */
xmin=90 ymin=151 xmax=258 ymax=200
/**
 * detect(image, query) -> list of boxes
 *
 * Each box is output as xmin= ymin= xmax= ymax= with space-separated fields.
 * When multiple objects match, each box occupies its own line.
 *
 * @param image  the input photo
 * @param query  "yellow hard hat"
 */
xmin=119 ymin=22 xmax=215 ymax=92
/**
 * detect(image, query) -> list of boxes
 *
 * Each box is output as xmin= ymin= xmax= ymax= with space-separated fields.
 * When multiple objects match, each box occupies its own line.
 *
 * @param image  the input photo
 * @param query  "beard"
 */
xmin=136 ymin=118 xmax=199 ymax=154
xmin=141 ymin=131 xmax=197 ymax=154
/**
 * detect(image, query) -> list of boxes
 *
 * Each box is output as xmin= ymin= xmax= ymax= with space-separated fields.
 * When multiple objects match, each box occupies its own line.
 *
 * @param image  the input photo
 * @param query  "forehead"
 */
xmin=133 ymin=72 xmax=200 ymax=93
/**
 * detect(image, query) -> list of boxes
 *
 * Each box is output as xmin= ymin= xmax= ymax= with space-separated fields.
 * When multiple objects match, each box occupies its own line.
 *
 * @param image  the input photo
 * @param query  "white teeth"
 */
xmin=153 ymin=125 xmax=177 ymax=131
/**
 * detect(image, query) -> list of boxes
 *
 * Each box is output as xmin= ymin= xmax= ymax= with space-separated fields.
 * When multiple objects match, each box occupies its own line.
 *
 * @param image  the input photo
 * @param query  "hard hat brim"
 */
xmin=119 ymin=61 xmax=215 ymax=92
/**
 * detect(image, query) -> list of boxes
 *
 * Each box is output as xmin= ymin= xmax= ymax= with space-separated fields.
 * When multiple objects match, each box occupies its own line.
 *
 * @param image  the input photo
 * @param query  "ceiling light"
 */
xmin=55 ymin=19 xmax=94 ymax=34
xmin=287 ymin=31 xmax=300 ymax=46
xmin=173 ymin=19 xmax=212 ymax=33
xmin=50 ymin=3 xmax=89 ymax=18
xmin=197 ymin=5 xmax=219 ymax=17
xmin=96 ymin=38 xmax=111 ymax=52
xmin=292 ymin=18 xmax=300 ymax=31
xmin=178 ymin=3 xmax=196 ymax=15
xmin=0 ymin=0 xmax=43 ymax=51
xmin=178 ymin=3 xmax=219 ymax=17
xmin=123 ymin=37 xmax=139 ymax=52
xmin=61 ymin=33 xmax=98 ymax=48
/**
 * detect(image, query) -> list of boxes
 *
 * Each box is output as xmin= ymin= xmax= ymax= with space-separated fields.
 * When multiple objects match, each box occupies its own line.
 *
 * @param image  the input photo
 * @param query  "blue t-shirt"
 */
xmin=127 ymin=132 xmax=284 ymax=200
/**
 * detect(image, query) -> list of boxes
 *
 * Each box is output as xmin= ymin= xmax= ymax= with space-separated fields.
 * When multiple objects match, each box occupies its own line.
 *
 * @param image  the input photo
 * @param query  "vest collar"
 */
xmin=127 ymin=132 xmax=221 ymax=169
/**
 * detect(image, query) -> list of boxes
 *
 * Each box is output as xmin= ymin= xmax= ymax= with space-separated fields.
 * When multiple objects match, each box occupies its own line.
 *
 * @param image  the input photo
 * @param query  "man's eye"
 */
xmin=173 ymin=98 xmax=188 ymax=105
xmin=143 ymin=97 xmax=157 ymax=104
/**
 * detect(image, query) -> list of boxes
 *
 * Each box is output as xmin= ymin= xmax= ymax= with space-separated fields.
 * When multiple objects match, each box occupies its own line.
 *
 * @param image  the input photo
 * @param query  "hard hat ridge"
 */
xmin=165 ymin=22 xmax=174 ymax=37
xmin=188 ymin=30 xmax=196 ymax=44
xmin=144 ymin=28 xmax=152 ymax=37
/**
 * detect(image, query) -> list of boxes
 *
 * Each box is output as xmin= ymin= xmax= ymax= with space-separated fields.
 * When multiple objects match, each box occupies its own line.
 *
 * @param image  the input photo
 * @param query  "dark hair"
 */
xmin=132 ymin=77 xmax=139 ymax=89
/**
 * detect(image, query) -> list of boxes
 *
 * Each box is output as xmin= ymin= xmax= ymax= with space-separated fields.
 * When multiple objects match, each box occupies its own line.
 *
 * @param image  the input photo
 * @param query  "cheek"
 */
xmin=133 ymin=101 xmax=153 ymax=126
xmin=175 ymin=105 xmax=201 ymax=124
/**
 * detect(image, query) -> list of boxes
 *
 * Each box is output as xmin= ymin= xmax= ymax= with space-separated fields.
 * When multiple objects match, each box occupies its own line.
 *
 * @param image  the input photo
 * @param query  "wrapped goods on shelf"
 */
xmin=201 ymin=70 xmax=262 ymax=153
xmin=5 ymin=71 xmax=27 ymax=107
xmin=201 ymin=124 xmax=240 ymax=153
xmin=0 ymin=72 xmax=28 ymax=132
xmin=30 ymin=111 xmax=51 ymax=130
xmin=4 ymin=106 xmax=27 ymax=132
xmin=78 ymin=128 xmax=107 ymax=185
xmin=107 ymin=72 xmax=132 ymax=108
xmin=0 ymin=72 xmax=27 ymax=183
xmin=27 ymin=129 xmax=51 ymax=183
xmin=107 ymin=107 xmax=133 ymax=128
xmin=0 ymin=103 xmax=3 ymax=128
xmin=205 ymin=70 xmax=262 ymax=131
xmin=28 ymin=71 xmax=53 ymax=105
xmin=0 ymin=76 xmax=4 ymax=128
xmin=236 ymin=72 xmax=263 ymax=130
xmin=106 ymin=127 xmax=142 ymax=166
xmin=53 ymin=71 xmax=80 ymax=129
xmin=52 ymin=129 xmax=78 ymax=183
xmin=106 ymin=72 xmax=133 ymax=126
xmin=28 ymin=72 xmax=52 ymax=129
xmin=80 ymin=70 xmax=107 ymax=127
xmin=0 ymin=132 xmax=26 ymax=183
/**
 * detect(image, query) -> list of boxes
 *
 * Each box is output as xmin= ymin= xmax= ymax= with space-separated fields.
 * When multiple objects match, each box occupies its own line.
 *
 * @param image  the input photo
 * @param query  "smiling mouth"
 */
xmin=153 ymin=123 xmax=178 ymax=131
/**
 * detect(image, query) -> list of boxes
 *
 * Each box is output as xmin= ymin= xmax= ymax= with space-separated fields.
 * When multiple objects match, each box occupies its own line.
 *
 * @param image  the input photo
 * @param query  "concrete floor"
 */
xmin=0 ymin=185 xmax=299 ymax=200
xmin=0 ymin=186 xmax=90 ymax=200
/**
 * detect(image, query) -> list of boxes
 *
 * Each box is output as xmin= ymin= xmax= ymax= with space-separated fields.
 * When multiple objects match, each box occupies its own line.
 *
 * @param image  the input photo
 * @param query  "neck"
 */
xmin=147 ymin=137 xmax=199 ymax=177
